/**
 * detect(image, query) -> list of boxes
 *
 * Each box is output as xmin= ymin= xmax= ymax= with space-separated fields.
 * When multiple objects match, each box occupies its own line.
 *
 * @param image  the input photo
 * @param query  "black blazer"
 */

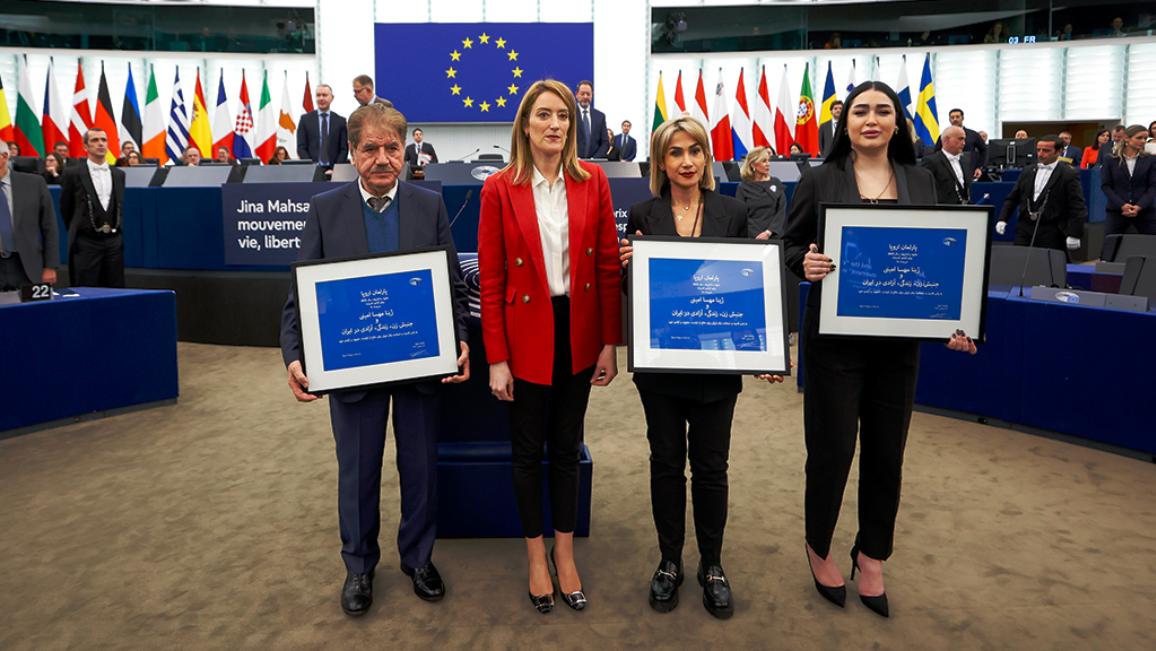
xmin=60 ymin=162 xmax=126 ymax=245
xmin=6 ymin=171 xmax=60 ymax=281
xmin=997 ymin=162 xmax=1087 ymax=237
xmin=783 ymin=160 xmax=937 ymax=307
xmin=920 ymin=150 xmax=972 ymax=205
xmin=280 ymin=181 xmax=470 ymax=398
xmin=608 ymin=134 xmax=637 ymax=162
xmin=404 ymin=142 xmax=438 ymax=167
xmin=936 ymin=127 xmax=986 ymax=173
xmin=735 ymin=178 xmax=787 ymax=236
xmin=818 ymin=120 xmax=838 ymax=157
xmin=577 ymin=106 xmax=609 ymax=159
xmin=1101 ymin=155 xmax=1156 ymax=218
xmin=625 ymin=189 xmax=748 ymax=402
xmin=296 ymin=110 xmax=349 ymax=166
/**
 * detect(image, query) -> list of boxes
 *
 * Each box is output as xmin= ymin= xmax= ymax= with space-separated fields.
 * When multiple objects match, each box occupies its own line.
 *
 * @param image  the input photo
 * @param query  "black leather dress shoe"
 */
xmin=649 ymin=559 xmax=684 ymax=613
xmin=402 ymin=562 xmax=446 ymax=602
xmin=697 ymin=563 xmax=734 ymax=620
xmin=341 ymin=571 xmax=374 ymax=617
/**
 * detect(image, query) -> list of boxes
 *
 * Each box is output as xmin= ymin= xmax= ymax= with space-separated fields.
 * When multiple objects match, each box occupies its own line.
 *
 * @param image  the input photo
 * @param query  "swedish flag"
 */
xmin=913 ymin=53 xmax=939 ymax=144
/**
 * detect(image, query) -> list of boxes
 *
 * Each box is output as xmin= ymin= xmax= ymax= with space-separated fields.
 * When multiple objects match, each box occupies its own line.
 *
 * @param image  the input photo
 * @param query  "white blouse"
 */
xmin=531 ymin=166 xmax=570 ymax=297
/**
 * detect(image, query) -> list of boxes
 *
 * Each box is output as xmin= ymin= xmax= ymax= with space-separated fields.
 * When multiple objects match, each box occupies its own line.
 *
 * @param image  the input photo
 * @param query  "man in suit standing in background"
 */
xmin=996 ymin=135 xmax=1087 ymax=253
xmin=297 ymin=84 xmax=349 ymax=175
xmin=818 ymin=100 xmax=843 ymax=157
xmin=281 ymin=103 xmax=471 ymax=619
xmin=921 ymin=125 xmax=971 ymax=205
xmin=404 ymin=128 xmax=438 ymax=168
xmin=353 ymin=74 xmax=393 ymax=108
xmin=609 ymin=120 xmax=637 ymax=162
xmin=574 ymin=80 xmax=608 ymax=159
xmin=937 ymin=108 xmax=987 ymax=178
xmin=61 ymin=128 xmax=126 ymax=287
xmin=1057 ymin=131 xmax=1081 ymax=164
xmin=0 ymin=146 xmax=58 ymax=290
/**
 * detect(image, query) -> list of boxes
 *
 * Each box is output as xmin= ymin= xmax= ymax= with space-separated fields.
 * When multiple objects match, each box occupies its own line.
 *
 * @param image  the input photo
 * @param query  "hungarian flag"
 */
xmin=189 ymin=69 xmax=212 ymax=156
xmin=69 ymin=62 xmax=93 ymax=157
xmin=254 ymin=70 xmax=277 ymax=163
xmin=752 ymin=66 xmax=773 ymax=149
xmin=651 ymin=71 xmax=668 ymax=132
xmin=93 ymin=63 xmax=120 ymax=163
xmin=142 ymin=65 xmax=167 ymax=164
xmin=691 ymin=69 xmax=709 ymax=132
xmin=0 ymin=74 xmax=12 ymax=143
xmin=15 ymin=56 xmax=46 ymax=157
xmin=211 ymin=74 xmax=234 ymax=156
xmin=232 ymin=71 xmax=255 ymax=160
xmin=709 ymin=71 xmax=734 ymax=162
xmin=302 ymin=72 xmax=314 ymax=113
xmin=773 ymin=65 xmax=795 ymax=154
xmin=277 ymin=72 xmax=297 ymax=152
xmin=41 ymin=59 xmax=69 ymax=155
xmin=794 ymin=63 xmax=819 ymax=156
xmin=119 ymin=63 xmax=143 ymax=154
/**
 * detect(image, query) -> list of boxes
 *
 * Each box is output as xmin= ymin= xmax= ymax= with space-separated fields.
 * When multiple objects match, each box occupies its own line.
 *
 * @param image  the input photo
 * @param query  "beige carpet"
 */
xmin=2 ymin=342 xmax=1155 ymax=650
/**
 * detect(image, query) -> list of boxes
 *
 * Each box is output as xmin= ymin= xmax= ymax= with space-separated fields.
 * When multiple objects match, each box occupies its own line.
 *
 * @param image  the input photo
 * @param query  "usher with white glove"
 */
xmin=1066 ymin=237 xmax=1080 ymax=250
xmin=995 ymin=221 xmax=1007 ymax=235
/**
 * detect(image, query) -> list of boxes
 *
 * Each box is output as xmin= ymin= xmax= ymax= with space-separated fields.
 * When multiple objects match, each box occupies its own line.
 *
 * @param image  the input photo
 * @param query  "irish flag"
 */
xmin=15 ymin=56 xmax=45 ymax=157
xmin=142 ymin=65 xmax=167 ymax=164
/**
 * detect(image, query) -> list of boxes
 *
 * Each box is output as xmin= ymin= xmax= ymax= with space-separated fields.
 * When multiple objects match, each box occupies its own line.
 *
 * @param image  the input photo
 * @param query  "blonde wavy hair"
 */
xmin=740 ymin=146 xmax=774 ymax=182
xmin=504 ymin=79 xmax=590 ymax=185
xmin=649 ymin=116 xmax=716 ymax=197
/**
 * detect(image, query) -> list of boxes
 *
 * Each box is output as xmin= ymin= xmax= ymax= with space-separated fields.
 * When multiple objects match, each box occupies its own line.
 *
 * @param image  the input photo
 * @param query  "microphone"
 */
xmin=1016 ymin=186 xmax=1051 ymax=297
xmin=492 ymin=145 xmax=511 ymax=155
xmin=974 ymin=193 xmax=991 ymax=205
xmin=452 ymin=148 xmax=481 ymax=163
xmin=448 ymin=189 xmax=474 ymax=229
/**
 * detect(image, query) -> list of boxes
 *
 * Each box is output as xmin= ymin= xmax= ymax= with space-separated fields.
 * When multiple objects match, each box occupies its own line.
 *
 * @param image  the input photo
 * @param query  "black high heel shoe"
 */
xmin=550 ymin=547 xmax=588 ymax=611
xmin=805 ymin=545 xmax=846 ymax=608
xmin=528 ymin=589 xmax=555 ymax=614
xmin=849 ymin=545 xmax=889 ymax=618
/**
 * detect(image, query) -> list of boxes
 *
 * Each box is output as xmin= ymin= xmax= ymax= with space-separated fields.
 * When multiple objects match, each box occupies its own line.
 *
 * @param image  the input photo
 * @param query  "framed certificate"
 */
xmin=818 ymin=204 xmax=993 ymax=340
xmin=293 ymin=247 xmax=461 ymax=393
xmin=627 ymin=236 xmax=791 ymax=375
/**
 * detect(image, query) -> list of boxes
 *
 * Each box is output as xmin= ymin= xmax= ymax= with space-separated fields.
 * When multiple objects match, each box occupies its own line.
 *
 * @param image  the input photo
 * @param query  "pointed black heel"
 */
xmin=805 ymin=545 xmax=846 ymax=608
xmin=528 ymin=590 xmax=555 ymax=614
xmin=849 ymin=545 xmax=890 ymax=618
xmin=550 ymin=547 xmax=588 ymax=611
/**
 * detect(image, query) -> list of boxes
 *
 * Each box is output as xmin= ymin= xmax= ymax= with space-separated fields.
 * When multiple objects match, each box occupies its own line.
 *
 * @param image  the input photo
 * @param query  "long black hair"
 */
xmin=825 ymin=80 xmax=917 ymax=168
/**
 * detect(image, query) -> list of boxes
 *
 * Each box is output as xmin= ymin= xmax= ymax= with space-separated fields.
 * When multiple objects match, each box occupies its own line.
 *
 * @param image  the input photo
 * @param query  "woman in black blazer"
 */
xmin=1101 ymin=124 xmax=1156 ymax=257
xmin=783 ymin=81 xmax=976 ymax=618
xmin=735 ymin=146 xmax=787 ymax=238
xmin=619 ymin=116 xmax=784 ymax=619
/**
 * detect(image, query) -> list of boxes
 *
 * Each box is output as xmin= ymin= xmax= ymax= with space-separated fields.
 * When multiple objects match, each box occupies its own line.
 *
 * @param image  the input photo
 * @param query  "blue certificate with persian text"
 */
xmin=315 ymin=270 xmax=440 ymax=371
xmin=647 ymin=258 xmax=768 ymax=352
xmin=836 ymin=226 xmax=967 ymax=320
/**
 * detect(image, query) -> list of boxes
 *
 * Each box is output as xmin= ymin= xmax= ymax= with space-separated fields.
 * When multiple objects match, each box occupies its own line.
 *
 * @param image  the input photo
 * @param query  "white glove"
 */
xmin=1066 ymin=237 xmax=1080 ymax=250
xmin=995 ymin=221 xmax=1007 ymax=235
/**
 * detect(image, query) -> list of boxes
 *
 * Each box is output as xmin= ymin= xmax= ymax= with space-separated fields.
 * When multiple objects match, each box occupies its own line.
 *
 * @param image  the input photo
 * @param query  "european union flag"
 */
xmin=375 ymin=23 xmax=594 ymax=123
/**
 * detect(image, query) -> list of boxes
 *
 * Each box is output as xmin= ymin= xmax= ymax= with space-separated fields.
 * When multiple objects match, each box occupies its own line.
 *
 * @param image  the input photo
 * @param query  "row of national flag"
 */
xmin=0 ymin=56 xmax=314 ymax=165
xmin=651 ymin=53 xmax=941 ymax=161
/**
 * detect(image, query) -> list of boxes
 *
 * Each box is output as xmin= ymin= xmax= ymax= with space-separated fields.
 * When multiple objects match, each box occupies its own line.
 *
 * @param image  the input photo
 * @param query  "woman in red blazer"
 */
xmin=477 ymin=79 xmax=621 ymax=614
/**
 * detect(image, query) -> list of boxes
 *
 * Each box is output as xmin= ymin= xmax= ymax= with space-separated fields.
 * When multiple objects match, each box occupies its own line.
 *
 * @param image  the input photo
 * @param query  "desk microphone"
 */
xmin=1016 ymin=186 xmax=1052 ymax=297
xmin=448 ymin=189 xmax=474 ymax=229
xmin=452 ymin=148 xmax=481 ymax=163
xmin=974 ymin=192 xmax=991 ymax=205
xmin=492 ymin=145 xmax=511 ymax=155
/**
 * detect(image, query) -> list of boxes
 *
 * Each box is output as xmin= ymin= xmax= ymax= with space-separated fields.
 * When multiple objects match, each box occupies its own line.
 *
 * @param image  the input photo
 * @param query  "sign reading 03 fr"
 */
xmin=818 ymin=204 xmax=993 ymax=340
xmin=375 ymin=22 xmax=594 ymax=123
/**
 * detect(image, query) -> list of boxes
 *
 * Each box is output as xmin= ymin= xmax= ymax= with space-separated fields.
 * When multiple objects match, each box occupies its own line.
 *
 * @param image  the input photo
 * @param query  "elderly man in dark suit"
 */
xmin=60 ymin=128 xmax=126 ymax=287
xmin=0 ymin=146 xmax=58 ymax=290
xmin=996 ymin=135 xmax=1087 ymax=253
xmin=936 ymin=108 xmax=987 ymax=178
xmin=297 ymin=83 xmax=349 ymax=171
xmin=281 ymin=103 xmax=471 ymax=618
xmin=574 ymin=80 xmax=609 ymax=159
xmin=920 ymin=125 xmax=972 ymax=204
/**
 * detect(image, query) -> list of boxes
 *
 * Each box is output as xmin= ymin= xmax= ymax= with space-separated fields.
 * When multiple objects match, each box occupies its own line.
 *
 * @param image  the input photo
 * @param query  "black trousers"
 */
xmin=639 ymin=389 xmax=736 ymax=567
xmin=0 ymin=253 xmax=31 ymax=290
xmin=1102 ymin=210 xmax=1156 ymax=258
xmin=1014 ymin=219 xmax=1067 ymax=253
xmin=802 ymin=305 xmax=919 ymax=561
xmin=70 ymin=234 xmax=125 ymax=288
xmin=508 ymin=296 xmax=593 ymax=538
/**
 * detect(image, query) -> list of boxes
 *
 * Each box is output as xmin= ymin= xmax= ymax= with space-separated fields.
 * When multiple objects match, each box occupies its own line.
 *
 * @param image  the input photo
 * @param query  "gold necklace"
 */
xmin=856 ymin=168 xmax=895 ymax=203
